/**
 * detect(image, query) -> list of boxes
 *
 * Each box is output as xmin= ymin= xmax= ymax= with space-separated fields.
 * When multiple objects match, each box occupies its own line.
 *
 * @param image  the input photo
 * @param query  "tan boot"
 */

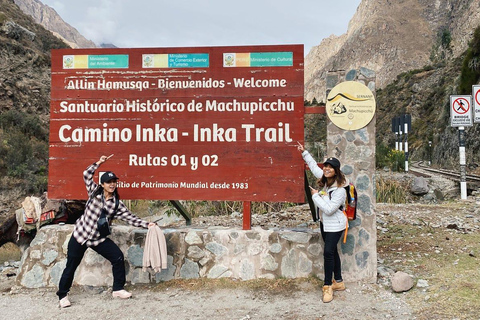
xmin=322 ymin=285 xmax=333 ymax=303
xmin=332 ymin=280 xmax=346 ymax=291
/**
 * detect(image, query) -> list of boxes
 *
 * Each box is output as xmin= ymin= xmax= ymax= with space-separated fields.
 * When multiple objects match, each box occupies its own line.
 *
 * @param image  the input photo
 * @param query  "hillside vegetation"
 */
xmin=375 ymin=25 xmax=480 ymax=172
xmin=0 ymin=0 xmax=68 ymax=210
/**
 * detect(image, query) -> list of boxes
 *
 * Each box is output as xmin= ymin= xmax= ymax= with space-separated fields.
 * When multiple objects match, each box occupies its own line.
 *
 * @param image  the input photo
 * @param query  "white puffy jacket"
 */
xmin=302 ymin=150 xmax=347 ymax=232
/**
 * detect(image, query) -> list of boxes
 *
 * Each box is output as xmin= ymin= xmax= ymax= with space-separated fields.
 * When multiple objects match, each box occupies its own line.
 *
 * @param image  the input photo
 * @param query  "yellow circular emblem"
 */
xmin=326 ymin=81 xmax=376 ymax=131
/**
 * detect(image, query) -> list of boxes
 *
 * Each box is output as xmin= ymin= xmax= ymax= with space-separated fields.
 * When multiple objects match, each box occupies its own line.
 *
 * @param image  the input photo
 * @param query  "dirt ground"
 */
xmin=1 ymin=199 xmax=479 ymax=319
xmin=0 ymin=280 xmax=412 ymax=320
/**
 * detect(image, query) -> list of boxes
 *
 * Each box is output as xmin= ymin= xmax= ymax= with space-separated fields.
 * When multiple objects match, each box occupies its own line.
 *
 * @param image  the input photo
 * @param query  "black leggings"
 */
xmin=56 ymin=236 xmax=126 ymax=299
xmin=320 ymin=222 xmax=344 ymax=286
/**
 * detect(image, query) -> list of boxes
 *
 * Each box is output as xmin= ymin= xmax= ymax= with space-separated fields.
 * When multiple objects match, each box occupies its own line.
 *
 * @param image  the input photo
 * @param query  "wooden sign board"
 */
xmin=49 ymin=45 xmax=304 ymax=202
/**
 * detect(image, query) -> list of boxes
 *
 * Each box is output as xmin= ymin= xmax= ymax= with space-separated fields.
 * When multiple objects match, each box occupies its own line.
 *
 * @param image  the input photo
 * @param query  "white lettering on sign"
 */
xmin=60 ymin=100 xmax=125 ymax=113
xmin=135 ymin=124 xmax=178 ymax=142
xmin=66 ymin=79 xmax=150 ymax=91
xmin=205 ymin=99 xmax=294 ymax=115
xmin=158 ymin=78 xmax=225 ymax=89
xmin=126 ymin=99 xmax=185 ymax=112
xmin=59 ymin=123 xmax=133 ymax=142
xmin=193 ymin=124 xmax=236 ymax=142
xmin=232 ymin=77 xmax=287 ymax=88
xmin=242 ymin=122 xmax=292 ymax=142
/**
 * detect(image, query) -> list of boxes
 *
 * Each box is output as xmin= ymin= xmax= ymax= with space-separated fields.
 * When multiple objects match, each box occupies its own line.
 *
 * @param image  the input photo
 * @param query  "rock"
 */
xmin=411 ymin=177 xmax=429 ymax=195
xmin=416 ymin=279 xmax=429 ymax=288
xmin=391 ymin=271 xmax=414 ymax=292
xmin=377 ymin=266 xmax=394 ymax=278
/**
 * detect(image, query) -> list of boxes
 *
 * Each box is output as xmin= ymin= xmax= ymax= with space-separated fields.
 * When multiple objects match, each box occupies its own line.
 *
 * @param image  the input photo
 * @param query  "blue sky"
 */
xmin=40 ymin=0 xmax=361 ymax=54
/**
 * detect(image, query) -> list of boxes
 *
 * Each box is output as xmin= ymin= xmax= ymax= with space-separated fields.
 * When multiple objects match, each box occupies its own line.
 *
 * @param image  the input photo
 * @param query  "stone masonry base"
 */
xmin=16 ymin=224 xmax=374 ymax=288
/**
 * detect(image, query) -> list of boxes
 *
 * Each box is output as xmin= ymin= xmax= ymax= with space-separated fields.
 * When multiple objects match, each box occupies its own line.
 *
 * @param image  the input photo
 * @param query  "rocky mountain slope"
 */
xmin=0 ymin=0 xmax=68 ymax=211
xmin=305 ymin=0 xmax=480 ymax=102
xmin=13 ymin=0 xmax=96 ymax=48
xmin=1 ymin=0 xmax=480 ymax=216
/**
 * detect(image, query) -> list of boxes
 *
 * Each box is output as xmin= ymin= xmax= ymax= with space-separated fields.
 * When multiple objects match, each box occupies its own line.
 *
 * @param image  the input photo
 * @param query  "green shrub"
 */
xmin=0 ymin=12 xmax=7 ymax=25
xmin=458 ymin=25 xmax=480 ymax=94
xmin=387 ymin=149 xmax=405 ymax=172
xmin=376 ymin=142 xmax=390 ymax=169
xmin=0 ymin=112 xmax=49 ymax=193
xmin=0 ymin=110 xmax=48 ymax=140
xmin=375 ymin=143 xmax=405 ymax=172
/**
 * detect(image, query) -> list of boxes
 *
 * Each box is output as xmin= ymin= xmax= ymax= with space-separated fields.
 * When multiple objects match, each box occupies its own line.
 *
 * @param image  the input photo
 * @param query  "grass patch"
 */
xmin=125 ymin=200 xmax=296 ymax=220
xmin=376 ymin=176 xmax=408 ymax=203
xmin=0 ymin=243 xmax=22 ymax=264
xmin=378 ymin=203 xmax=480 ymax=320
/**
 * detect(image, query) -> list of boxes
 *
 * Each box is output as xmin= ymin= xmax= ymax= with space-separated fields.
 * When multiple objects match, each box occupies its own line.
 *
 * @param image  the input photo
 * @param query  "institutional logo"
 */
xmin=63 ymin=55 xmax=74 ymax=69
xmin=223 ymin=53 xmax=235 ymax=67
xmin=142 ymin=54 xmax=154 ymax=68
xmin=326 ymin=81 xmax=376 ymax=131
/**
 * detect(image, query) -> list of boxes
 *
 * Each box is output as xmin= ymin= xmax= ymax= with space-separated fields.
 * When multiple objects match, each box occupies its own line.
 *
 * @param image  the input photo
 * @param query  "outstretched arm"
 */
xmin=298 ymin=142 xmax=324 ymax=179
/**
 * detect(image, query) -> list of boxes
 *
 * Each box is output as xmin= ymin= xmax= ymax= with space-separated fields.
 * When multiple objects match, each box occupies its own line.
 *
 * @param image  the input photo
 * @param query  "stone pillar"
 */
xmin=325 ymin=68 xmax=377 ymax=283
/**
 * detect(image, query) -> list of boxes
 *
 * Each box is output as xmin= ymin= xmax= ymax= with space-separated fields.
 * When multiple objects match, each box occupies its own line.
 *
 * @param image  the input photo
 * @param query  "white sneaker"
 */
xmin=112 ymin=289 xmax=132 ymax=299
xmin=59 ymin=296 xmax=71 ymax=308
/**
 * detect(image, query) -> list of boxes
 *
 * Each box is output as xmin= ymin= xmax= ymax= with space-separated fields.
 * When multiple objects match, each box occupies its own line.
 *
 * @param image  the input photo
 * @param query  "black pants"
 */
xmin=56 ymin=236 xmax=126 ymax=299
xmin=320 ymin=222 xmax=344 ymax=286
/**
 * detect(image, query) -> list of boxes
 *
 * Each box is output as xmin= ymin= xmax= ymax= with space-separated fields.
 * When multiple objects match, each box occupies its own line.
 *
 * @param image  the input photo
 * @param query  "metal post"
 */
xmin=458 ymin=127 xmax=467 ymax=199
xmin=404 ymin=121 xmax=409 ymax=172
xmin=428 ymin=141 xmax=432 ymax=166
xmin=169 ymin=200 xmax=192 ymax=225
xmin=398 ymin=127 xmax=403 ymax=152
xmin=243 ymin=201 xmax=251 ymax=230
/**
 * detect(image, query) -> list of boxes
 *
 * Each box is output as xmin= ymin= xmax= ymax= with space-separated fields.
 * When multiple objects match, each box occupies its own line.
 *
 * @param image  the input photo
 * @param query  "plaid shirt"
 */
xmin=73 ymin=163 xmax=149 ymax=247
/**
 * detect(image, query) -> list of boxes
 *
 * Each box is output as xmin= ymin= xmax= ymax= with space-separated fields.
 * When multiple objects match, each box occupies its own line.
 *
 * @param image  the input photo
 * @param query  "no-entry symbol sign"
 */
xmin=450 ymin=95 xmax=472 ymax=127
xmin=473 ymin=85 xmax=480 ymax=123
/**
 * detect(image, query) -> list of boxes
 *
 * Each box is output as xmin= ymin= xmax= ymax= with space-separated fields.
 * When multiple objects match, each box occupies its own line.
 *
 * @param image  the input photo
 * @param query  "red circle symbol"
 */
xmin=475 ymin=89 xmax=480 ymax=106
xmin=453 ymin=98 xmax=470 ymax=114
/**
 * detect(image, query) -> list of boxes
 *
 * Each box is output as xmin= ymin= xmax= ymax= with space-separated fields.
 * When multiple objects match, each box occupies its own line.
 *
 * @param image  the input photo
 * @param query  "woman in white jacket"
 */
xmin=297 ymin=142 xmax=347 ymax=303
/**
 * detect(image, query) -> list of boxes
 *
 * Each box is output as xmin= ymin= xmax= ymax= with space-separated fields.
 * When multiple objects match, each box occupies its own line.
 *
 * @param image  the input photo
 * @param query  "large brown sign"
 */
xmin=48 ymin=45 xmax=304 ymax=202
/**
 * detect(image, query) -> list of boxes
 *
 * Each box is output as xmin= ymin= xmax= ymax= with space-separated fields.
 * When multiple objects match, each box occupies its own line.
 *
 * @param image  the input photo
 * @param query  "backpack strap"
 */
xmin=328 ymin=189 xmax=345 ymax=211
xmin=114 ymin=195 xmax=119 ymax=213
xmin=304 ymin=171 xmax=318 ymax=222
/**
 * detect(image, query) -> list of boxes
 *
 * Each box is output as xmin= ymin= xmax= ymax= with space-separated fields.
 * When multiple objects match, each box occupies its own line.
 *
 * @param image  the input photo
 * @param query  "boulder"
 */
xmin=411 ymin=177 xmax=429 ymax=195
xmin=391 ymin=271 xmax=414 ymax=292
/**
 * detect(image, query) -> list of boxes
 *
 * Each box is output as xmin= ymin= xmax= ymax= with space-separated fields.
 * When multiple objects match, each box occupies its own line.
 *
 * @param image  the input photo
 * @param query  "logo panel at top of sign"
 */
xmin=62 ymin=53 xmax=210 ymax=69
xmin=223 ymin=52 xmax=293 ymax=67
xmin=142 ymin=53 xmax=209 ymax=68
xmin=63 ymin=51 xmax=294 ymax=70
xmin=63 ymin=55 xmax=129 ymax=69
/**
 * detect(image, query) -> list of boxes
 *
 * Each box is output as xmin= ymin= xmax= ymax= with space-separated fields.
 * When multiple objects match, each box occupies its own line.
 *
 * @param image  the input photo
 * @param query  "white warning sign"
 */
xmin=450 ymin=95 xmax=472 ymax=127
xmin=473 ymin=85 xmax=480 ymax=123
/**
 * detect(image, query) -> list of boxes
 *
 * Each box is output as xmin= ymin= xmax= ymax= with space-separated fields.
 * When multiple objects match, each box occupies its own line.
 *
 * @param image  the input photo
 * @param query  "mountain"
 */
xmin=13 ymin=0 xmax=96 ymax=48
xmin=304 ymin=0 xmax=480 ymax=172
xmin=305 ymin=0 xmax=480 ymax=103
xmin=0 ymin=0 xmax=69 ymax=211
xmin=1 ymin=0 xmax=479 ymax=217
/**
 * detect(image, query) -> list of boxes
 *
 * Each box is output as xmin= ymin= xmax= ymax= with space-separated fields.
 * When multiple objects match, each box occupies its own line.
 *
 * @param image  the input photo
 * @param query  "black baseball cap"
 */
xmin=100 ymin=171 xmax=119 ymax=184
xmin=323 ymin=157 xmax=341 ymax=168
